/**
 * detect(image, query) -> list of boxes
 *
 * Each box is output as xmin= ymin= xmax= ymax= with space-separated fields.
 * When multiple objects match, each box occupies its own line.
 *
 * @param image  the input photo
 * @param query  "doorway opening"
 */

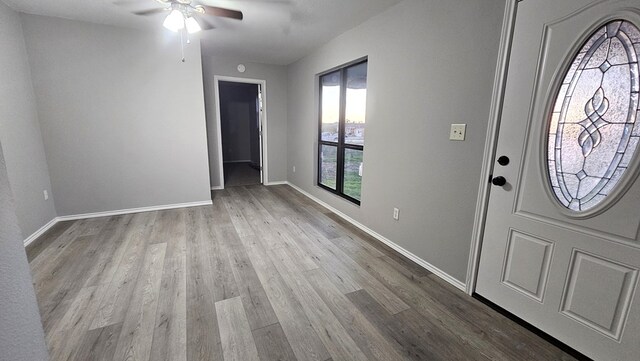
xmin=214 ymin=77 xmax=267 ymax=188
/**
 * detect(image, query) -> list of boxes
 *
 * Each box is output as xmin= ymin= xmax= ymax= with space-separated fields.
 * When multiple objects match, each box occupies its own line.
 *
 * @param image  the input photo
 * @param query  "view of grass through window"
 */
xmin=318 ymin=60 xmax=367 ymax=203
xmin=343 ymin=149 xmax=363 ymax=200
xmin=320 ymin=145 xmax=337 ymax=189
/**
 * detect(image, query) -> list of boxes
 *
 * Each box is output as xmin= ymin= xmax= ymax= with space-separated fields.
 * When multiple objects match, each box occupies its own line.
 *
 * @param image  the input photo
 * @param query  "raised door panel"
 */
xmin=501 ymin=230 xmax=554 ymax=302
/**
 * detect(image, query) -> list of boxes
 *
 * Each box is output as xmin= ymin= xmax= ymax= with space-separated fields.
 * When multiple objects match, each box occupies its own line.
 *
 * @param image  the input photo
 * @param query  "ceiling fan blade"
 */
xmin=132 ymin=8 xmax=168 ymax=16
xmin=200 ymin=5 xmax=243 ymax=20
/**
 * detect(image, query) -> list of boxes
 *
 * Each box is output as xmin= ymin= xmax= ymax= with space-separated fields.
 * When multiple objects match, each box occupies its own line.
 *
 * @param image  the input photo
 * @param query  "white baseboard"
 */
xmin=23 ymin=218 xmax=58 ymax=247
xmin=285 ymin=182 xmax=467 ymax=292
xmin=212 ymin=182 xmax=285 ymax=189
xmin=24 ymin=200 xmax=213 ymax=247
xmin=24 ymin=183 xmax=467 ymax=292
xmin=56 ymin=200 xmax=213 ymax=222
xmin=265 ymin=181 xmax=287 ymax=186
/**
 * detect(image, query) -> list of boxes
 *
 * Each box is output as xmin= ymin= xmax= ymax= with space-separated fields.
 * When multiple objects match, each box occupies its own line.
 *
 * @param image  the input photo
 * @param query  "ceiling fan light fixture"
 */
xmin=185 ymin=16 xmax=201 ymax=34
xmin=163 ymin=9 xmax=185 ymax=32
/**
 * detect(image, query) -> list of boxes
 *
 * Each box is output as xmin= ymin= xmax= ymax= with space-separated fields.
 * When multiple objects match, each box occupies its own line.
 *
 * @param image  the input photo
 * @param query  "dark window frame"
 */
xmin=317 ymin=58 xmax=367 ymax=205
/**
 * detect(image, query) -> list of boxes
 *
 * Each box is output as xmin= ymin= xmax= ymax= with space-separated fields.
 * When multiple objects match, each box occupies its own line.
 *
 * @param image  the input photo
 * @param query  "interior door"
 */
xmin=476 ymin=1 xmax=640 ymax=360
xmin=258 ymin=84 xmax=264 ymax=184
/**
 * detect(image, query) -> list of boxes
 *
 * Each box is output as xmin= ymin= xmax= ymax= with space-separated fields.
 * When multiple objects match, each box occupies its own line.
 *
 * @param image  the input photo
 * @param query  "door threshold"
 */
xmin=472 ymin=293 xmax=592 ymax=361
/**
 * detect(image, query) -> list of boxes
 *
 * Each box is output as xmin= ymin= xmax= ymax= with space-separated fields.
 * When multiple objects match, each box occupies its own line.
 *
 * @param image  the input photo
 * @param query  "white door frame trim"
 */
xmin=213 ymin=75 xmax=269 ymax=189
xmin=466 ymin=0 xmax=520 ymax=295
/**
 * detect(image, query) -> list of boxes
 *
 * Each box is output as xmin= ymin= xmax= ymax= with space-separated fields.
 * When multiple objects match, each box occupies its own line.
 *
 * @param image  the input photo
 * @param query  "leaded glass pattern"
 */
xmin=548 ymin=20 xmax=640 ymax=212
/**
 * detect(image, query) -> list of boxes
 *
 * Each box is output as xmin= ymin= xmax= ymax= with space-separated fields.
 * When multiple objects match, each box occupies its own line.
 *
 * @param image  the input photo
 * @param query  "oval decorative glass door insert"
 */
xmin=548 ymin=20 xmax=640 ymax=212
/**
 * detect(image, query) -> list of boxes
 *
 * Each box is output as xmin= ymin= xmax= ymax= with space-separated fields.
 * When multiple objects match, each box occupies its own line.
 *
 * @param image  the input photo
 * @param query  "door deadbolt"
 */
xmin=497 ymin=156 xmax=510 ymax=166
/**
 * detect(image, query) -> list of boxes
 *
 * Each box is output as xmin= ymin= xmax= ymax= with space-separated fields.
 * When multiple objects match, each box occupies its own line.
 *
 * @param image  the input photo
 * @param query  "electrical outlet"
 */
xmin=293 ymin=166 xmax=296 ymax=173
xmin=393 ymin=208 xmax=399 ymax=220
xmin=450 ymin=124 xmax=467 ymax=141
xmin=43 ymin=190 xmax=49 ymax=200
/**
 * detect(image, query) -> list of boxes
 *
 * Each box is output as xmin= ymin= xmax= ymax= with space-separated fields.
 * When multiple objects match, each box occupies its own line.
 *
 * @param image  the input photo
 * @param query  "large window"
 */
xmin=318 ymin=59 xmax=367 ymax=204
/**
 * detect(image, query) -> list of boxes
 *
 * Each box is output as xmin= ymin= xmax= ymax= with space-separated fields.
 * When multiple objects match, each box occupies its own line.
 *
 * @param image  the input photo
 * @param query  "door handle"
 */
xmin=491 ymin=176 xmax=507 ymax=186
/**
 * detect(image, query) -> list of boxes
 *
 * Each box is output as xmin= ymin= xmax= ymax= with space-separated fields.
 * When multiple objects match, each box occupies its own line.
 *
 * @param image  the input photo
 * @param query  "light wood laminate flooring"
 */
xmin=28 ymin=185 xmax=578 ymax=361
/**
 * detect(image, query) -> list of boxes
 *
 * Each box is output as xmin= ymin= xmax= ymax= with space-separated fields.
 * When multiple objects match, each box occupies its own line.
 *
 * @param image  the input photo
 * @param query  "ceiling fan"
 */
xmin=129 ymin=0 xmax=243 ymax=34
xmin=122 ymin=0 xmax=244 ymax=61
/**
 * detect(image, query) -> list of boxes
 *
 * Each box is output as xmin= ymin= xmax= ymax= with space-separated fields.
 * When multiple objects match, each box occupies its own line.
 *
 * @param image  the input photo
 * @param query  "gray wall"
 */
xmin=223 ymin=102 xmax=252 ymax=162
xmin=287 ymin=0 xmax=505 ymax=283
xmin=0 ymin=142 xmax=49 ymax=361
xmin=202 ymin=56 xmax=288 ymax=187
xmin=0 ymin=1 xmax=56 ymax=238
xmin=219 ymin=82 xmax=259 ymax=163
xmin=21 ymin=15 xmax=212 ymax=216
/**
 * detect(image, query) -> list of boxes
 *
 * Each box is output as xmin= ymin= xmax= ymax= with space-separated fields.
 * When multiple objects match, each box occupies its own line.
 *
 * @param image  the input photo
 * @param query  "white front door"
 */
xmin=476 ymin=1 xmax=640 ymax=360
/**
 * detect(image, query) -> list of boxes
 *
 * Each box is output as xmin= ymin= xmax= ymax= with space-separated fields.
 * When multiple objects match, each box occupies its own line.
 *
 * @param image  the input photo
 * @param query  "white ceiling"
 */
xmin=3 ymin=0 xmax=404 ymax=65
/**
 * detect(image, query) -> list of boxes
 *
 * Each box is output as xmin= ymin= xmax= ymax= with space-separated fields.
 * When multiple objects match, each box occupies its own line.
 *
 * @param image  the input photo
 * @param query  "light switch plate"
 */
xmin=450 ymin=124 xmax=466 ymax=141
